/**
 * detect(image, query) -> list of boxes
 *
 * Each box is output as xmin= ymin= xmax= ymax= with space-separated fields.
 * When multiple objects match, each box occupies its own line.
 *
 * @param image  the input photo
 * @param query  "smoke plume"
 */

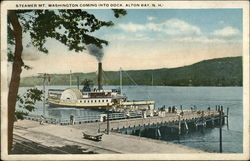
xmin=87 ymin=44 xmax=104 ymax=62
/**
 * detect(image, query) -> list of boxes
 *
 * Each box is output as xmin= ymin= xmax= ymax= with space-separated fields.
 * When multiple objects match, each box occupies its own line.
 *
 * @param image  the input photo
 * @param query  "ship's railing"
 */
xmin=120 ymin=100 xmax=155 ymax=106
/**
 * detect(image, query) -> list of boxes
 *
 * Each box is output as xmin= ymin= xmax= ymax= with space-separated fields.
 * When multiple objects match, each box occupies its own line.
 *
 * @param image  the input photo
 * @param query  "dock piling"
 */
xmin=219 ymin=110 xmax=223 ymax=153
xmin=107 ymin=110 xmax=110 ymax=135
xmin=184 ymin=121 xmax=189 ymax=131
xmin=212 ymin=117 xmax=214 ymax=126
xmin=226 ymin=108 xmax=229 ymax=124
xmin=157 ymin=128 xmax=161 ymax=139
xmin=178 ymin=115 xmax=181 ymax=135
xmin=98 ymin=123 xmax=100 ymax=133
xmin=226 ymin=107 xmax=229 ymax=130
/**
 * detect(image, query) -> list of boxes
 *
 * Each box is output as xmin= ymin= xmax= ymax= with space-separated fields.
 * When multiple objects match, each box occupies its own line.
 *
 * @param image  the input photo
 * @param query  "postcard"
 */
xmin=1 ymin=0 xmax=249 ymax=160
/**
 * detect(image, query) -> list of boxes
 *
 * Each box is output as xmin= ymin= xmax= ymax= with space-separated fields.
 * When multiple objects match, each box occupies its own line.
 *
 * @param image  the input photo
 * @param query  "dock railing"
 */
xmin=24 ymin=114 xmax=59 ymax=124
xmin=23 ymin=111 xmax=142 ymax=126
xmin=98 ymin=110 xmax=221 ymax=132
xmin=23 ymin=109 xmax=222 ymax=129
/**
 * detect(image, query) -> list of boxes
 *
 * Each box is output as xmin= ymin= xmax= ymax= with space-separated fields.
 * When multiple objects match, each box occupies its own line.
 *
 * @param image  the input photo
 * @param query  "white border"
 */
xmin=1 ymin=1 xmax=249 ymax=160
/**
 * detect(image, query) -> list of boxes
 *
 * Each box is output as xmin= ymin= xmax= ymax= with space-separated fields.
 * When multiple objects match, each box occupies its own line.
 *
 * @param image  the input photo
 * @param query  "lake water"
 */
xmin=18 ymin=85 xmax=243 ymax=153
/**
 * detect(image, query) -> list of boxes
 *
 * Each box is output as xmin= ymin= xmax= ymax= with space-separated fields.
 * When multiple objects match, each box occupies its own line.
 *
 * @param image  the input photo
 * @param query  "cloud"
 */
xmin=173 ymin=35 xmax=242 ymax=45
xmin=147 ymin=16 xmax=157 ymax=21
xmin=118 ymin=22 xmax=146 ymax=32
xmin=149 ymin=19 xmax=202 ymax=36
xmin=212 ymin=26 xmax=240 ymax=37
xmin=115 ymin=20 xmax=241 ymax=45
xmin=174 ymin=36 xmax=226 ymax=44
xmin=117 ymin=18 xmax=202 ymax=36
xmin=105 ymin=33 xmax=152 ymax=41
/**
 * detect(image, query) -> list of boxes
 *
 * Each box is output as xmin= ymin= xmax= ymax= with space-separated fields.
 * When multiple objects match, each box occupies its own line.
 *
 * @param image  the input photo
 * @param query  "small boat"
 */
xmin=82 ymin=131 xmax=103 ymax=141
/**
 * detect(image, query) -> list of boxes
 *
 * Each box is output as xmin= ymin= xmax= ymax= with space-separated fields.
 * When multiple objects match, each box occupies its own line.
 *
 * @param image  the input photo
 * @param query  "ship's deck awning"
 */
xmin=60 ymin=88 xmax=83 ymax=100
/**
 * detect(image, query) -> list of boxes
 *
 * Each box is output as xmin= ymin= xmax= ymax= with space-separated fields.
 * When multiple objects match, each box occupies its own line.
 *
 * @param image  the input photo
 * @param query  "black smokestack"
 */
xmin=87 ymin=44 xmax=104 ymax=90
xmin=98 ymin=62 xmax=102 ymax=90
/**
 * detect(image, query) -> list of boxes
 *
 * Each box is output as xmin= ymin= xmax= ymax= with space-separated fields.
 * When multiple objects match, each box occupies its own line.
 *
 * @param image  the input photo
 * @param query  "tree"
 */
xmin=15 ymin=88 xmax=43 ymax=120
xmin=7 ymin=9 xmax=126 ymax=153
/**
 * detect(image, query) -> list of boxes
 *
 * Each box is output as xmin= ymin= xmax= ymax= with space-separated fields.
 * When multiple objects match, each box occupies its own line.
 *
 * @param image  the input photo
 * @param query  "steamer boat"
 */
xmin=47 ymin=62 xmax=155 ymax=111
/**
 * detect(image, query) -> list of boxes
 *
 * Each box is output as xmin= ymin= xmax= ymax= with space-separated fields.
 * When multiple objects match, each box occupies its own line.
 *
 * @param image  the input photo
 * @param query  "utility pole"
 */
xmin=219 ymin=109 xmax=222 ymax=153
xmin=70 ymin=70 xmax=72 ymax=87
xmin=120 ymin=67 xmax=122 ymax=94
xmin=226 ymin=107 xmax=229 ymax=130
xmin=107 ymin=103 xmax=110 ymax=134
xmin=38 ymin=73 xmax=49 ymax=116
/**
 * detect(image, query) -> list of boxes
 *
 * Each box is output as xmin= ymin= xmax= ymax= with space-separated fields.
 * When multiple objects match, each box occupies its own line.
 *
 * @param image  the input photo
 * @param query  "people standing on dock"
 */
xmin=218 ymin=105 xmax=221 ymax=112
xmin=168 ymin=107 xmax=171 ymax=113
xmin=180 ymin=110 xmax=184 ymax=116
xmin=207 ymin=107 xmax=211 ymax=114
xmin=160 ymin=105 xmax=165 ymax=111
xmin=194 ymin=105 xmax=197 ymax=111
xmin=70 ymin=115 xmax=74 ymax=125
xmin=171 ymin=106 xmax=177 ymax=113
xmin=39 ymin=115 xmax=44 ymax=125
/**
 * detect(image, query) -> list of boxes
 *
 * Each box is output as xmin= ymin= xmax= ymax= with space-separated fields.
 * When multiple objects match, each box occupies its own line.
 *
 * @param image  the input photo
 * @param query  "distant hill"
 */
xmin=20 ymin=56 xmax=242 ymax=87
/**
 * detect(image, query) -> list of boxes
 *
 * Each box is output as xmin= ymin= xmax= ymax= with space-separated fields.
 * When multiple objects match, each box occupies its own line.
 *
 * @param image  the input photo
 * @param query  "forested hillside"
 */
xmin=20 ymin=56 xmax=242 ymax=87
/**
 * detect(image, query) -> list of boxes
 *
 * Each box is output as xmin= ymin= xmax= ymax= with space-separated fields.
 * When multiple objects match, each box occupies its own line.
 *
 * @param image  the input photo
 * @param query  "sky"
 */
xmin=16 ymin=9 xmax=242 ymax=77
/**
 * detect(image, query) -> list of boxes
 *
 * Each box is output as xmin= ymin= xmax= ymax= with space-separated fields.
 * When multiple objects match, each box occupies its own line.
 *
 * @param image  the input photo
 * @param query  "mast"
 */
xmin=38 ymin=73 xmax=47 ymax=116
xmin=120 ymin=67 xmax=122 ymax=94
xmin=77 ymin=76 xmax=80 ymax=90
xmin=42 ymin=74 xmax=46 ymax=116
xmin=70 ymin=70 xmax=72 ymax=87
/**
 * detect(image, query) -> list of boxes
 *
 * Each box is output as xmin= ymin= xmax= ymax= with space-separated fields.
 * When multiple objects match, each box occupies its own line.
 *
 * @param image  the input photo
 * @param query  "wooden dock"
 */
xmin=73 ymin=109 xmax=228 ymax=135
xmin=14 ymin=108 xmax=229 ymax=154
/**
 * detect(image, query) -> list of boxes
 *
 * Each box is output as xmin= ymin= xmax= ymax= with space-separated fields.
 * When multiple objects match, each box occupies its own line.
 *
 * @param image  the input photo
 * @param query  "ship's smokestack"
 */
xmin=98 ymin=62 xmax=102 ymax=90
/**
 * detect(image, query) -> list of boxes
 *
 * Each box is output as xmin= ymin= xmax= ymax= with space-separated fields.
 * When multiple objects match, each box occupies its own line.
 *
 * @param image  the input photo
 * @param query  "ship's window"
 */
xmin=99 ymin=100 xmax=100 ymax=102
xmin=80 ymin=101 xmax=82 ymax=103
xmin=91 ymin=100 xmax=93 ymax=103
xmin=106 ymin=100 xmax=108 ymax=102
xmin=84 ymin=100 xmax=86 ymax=103
xmin=102 ymin=100 xmax=104 ymax=102
xmin=87 ymin=100 xmax=89 ymax=103
xmin=95 ymin=100 xmax=97 ymax=102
